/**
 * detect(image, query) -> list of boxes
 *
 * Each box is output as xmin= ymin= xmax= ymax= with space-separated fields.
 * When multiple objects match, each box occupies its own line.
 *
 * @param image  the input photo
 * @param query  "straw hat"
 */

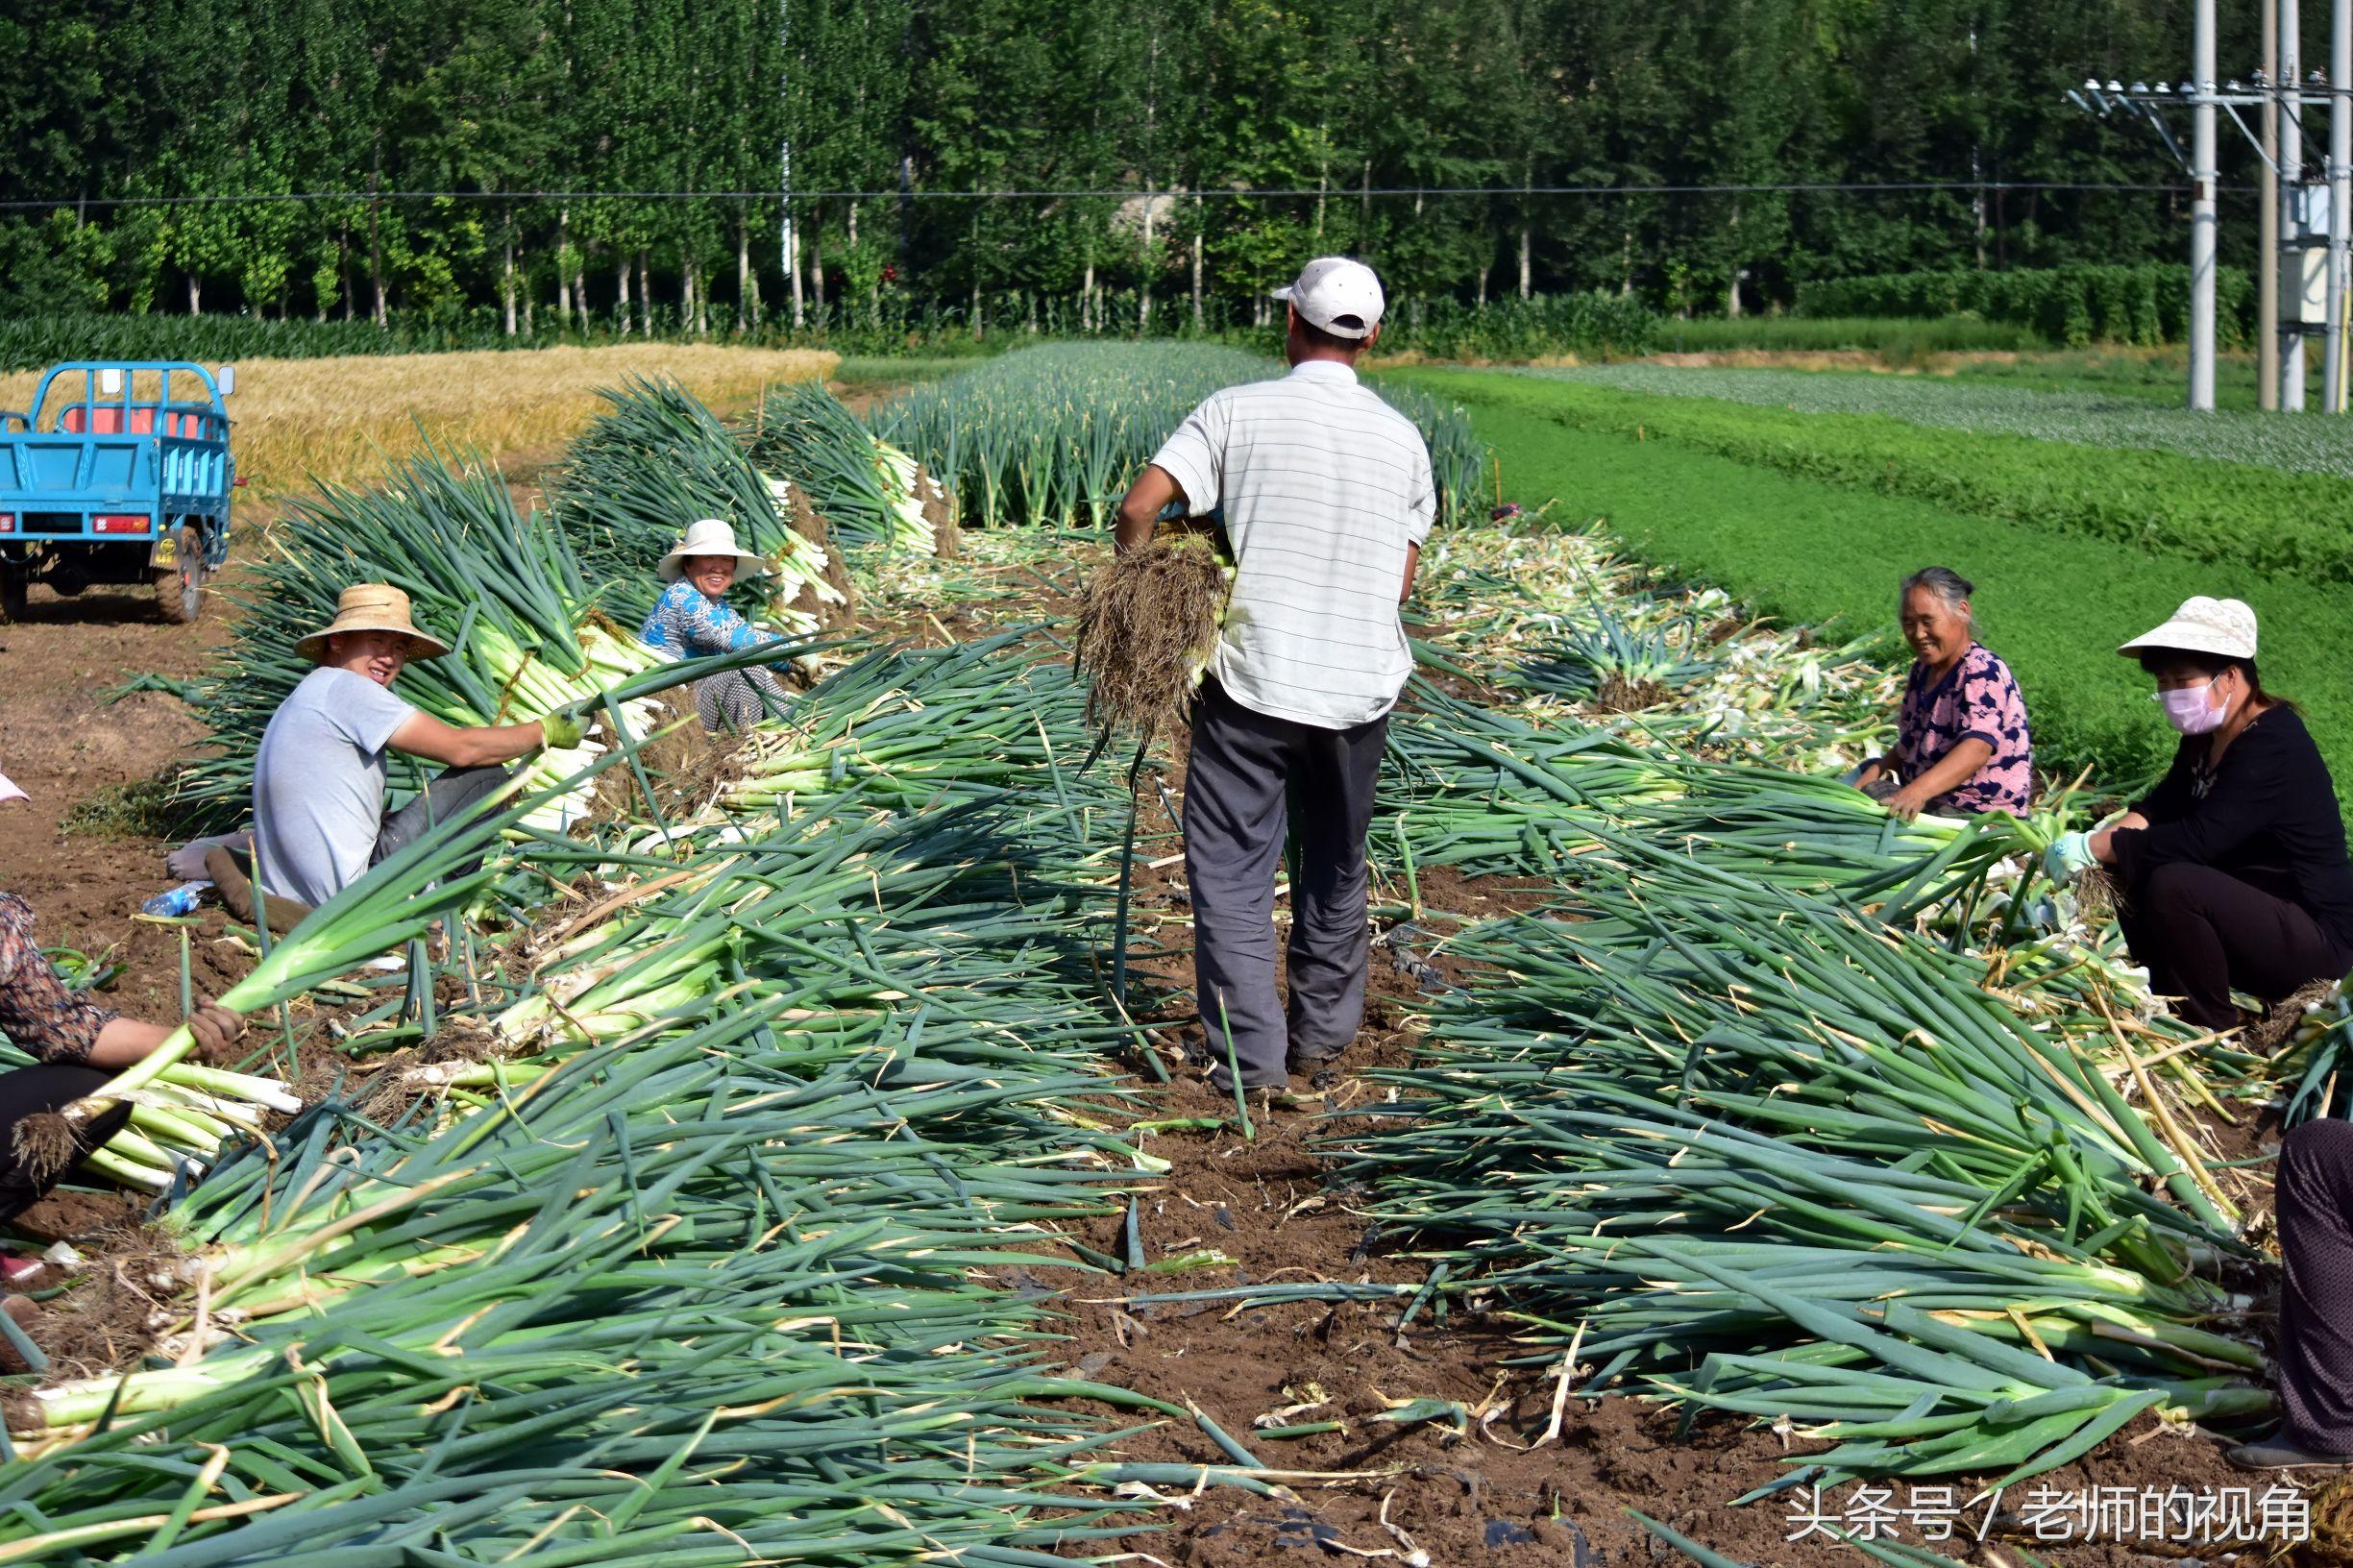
xmin=2117 ymin=595 xmax=2258 ymax=662
xmin=294 ymin=583 xmax=453 ymax=663
xmin=658 ymin=518 xmax=770 ymax=583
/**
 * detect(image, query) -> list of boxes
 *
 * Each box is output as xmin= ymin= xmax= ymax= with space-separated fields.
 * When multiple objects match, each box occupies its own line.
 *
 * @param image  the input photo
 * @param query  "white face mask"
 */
xmin=2159 ymin=676 xmax=2229 ymax=735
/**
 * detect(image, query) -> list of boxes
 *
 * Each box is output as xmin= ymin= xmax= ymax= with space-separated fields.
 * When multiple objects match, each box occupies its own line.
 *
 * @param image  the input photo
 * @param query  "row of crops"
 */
xmin=872 ymin=341 xmax=1489 ymax=530
xmin=1404 ymin=366 xmax=2353 ymax=796
xmin=4 ymin=343 xmax=2334 ymax=1559
xmin=1542 ymin=362 xmax=2353 ymax=481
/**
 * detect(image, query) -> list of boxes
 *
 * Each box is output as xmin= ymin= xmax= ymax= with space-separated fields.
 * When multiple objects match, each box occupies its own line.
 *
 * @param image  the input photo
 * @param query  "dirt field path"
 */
xmin=0 ymin=580 xmax=233 ymax=1022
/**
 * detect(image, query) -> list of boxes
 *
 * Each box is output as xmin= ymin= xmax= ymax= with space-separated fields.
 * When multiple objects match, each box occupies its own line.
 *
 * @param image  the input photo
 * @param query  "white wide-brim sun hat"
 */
xmin=658 ymin=518 xmax=771 ymax=583
xmin=2117 ymin=595 xmax=2258 ymax=662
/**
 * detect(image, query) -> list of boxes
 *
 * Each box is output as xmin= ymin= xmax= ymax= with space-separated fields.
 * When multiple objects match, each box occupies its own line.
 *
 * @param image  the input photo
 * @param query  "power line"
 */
xmin=0 ymin=179 xmax=2205 ymax=212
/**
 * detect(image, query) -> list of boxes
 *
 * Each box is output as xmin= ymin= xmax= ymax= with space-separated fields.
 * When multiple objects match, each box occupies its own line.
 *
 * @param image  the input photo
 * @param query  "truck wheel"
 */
xmin=155 ymin=526 xmax=205 ymax=625
xmin=0 ymin=567 xmax=24 ymax=625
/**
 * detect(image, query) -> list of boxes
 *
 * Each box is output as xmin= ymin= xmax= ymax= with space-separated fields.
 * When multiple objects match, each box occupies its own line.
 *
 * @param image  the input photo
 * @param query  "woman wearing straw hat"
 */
xmin=2045 ymin=595 xmax=2353 ymax=1031
xmin=216 ymin=583 xmax=580 ymax=924
xmin=637 ymin=518 xmax=791 ymax=733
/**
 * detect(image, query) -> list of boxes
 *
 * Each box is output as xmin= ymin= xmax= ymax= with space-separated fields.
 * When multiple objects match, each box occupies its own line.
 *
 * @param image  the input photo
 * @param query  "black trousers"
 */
xmin=2275 ymin=1118 xmax=2353 ymax=1453
xmin=2117 ymin=862 xmax=2351 ymax=1030
xmin=1183 ymin=679 xmax=1387 ymax=1087
xmin=0 ymin=1065 xmax=134 ymax=1226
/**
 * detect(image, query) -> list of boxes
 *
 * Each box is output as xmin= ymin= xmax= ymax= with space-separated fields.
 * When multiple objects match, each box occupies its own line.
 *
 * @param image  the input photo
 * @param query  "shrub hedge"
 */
xmin=1794 ymin=265 xmax=2253 ymax=349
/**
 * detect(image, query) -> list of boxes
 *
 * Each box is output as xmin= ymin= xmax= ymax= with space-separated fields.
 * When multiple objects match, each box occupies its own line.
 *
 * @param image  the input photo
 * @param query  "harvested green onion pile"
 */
xmin=168 ymin=451 xmax=676 ymax=836
xmin=551 ymin=376 xmax=851 ymax=633
xmin=15 ymin=401 xmax=1177 ymax=1560
xmin=1331 ymin=870 xmax=2267 ymax=1487
xmin=746 ymin=382 xmax=945 ymax=554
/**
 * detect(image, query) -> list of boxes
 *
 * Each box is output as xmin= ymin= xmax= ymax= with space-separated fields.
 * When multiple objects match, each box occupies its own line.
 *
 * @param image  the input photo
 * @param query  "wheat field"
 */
xmin=0 ymin=343 xmax=838 ymax=502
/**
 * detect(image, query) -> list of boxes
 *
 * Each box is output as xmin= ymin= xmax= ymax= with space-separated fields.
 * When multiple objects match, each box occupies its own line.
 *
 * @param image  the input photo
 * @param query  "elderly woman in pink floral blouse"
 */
xmin=1853 ymin=567 xmax=2035 ymax=822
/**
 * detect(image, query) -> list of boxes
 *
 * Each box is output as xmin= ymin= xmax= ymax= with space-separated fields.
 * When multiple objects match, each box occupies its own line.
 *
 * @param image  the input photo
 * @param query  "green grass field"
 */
xmin=1398 ymin=367 xmax=2353 ymax=795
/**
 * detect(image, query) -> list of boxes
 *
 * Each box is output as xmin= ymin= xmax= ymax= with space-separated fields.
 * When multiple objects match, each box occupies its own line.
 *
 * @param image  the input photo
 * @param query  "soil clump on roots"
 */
xmin=1074 ymin=537 xmax=1228 ymax=744
xmin=23 ymin=1219 xmax=191 ymax=1377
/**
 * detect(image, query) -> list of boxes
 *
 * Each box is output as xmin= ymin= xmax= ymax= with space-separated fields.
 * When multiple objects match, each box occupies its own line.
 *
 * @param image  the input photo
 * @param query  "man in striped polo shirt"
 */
xmin=1114 ymin=257 xmax=1436 ymax=1095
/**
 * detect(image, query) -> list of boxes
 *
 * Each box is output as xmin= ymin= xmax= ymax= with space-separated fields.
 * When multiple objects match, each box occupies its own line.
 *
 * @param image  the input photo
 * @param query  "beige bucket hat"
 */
xmin=658 ymin=518 xmax=770 ymax=583
xmin=295 ymin=583 xmax=453 ymax=663
xmin=2117 ymin=595 xmax=2258 ymax=662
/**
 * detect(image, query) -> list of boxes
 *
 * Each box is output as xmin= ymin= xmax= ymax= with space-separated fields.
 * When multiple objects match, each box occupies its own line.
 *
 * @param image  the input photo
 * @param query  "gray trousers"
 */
xmin=1184 ymin=679 xmax=1387 ymax=1087
xmin=371 ymin=764 xmax=510 ymax=869
xmin=165 ymin=764 xmax=508 ymax=892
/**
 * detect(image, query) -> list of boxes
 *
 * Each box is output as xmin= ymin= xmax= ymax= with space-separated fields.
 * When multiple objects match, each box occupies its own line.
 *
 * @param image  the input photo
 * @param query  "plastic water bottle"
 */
xmin=140 ymin=881 xmax=211 ymax=919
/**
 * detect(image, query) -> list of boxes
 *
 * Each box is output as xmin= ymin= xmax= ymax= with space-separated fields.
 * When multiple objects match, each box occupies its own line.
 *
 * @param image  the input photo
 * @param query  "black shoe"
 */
xmin=2226 ymin=1433 xmax=2353 ymax=1470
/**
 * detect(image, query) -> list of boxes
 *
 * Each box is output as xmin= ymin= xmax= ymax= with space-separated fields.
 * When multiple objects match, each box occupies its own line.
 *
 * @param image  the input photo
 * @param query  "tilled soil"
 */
xmin=0 ymin=521 xmax=2316 ymax=1567
xmin=0 ymin=576 xmax=238 ymax=1022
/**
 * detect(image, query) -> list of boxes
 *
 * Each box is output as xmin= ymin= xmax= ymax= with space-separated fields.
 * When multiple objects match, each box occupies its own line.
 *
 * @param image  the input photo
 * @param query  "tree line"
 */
xmin=0 ymin=0 xmax=2290 ymax=335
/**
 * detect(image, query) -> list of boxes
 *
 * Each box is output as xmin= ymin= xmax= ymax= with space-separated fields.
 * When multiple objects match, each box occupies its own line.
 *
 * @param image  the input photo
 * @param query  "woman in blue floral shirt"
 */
xmin=637 ymin=519 xmax=790 ymax=732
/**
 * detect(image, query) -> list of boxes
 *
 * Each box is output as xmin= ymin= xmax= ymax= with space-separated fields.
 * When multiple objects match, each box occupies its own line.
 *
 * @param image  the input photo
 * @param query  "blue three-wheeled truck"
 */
xmin=0 ymin=360 xmax=238 ymax=625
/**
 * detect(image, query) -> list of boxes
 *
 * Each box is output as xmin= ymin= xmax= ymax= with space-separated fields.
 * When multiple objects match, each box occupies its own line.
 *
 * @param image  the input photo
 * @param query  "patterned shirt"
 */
xmin=1149 ymin=360 xmax=1436 ymax=729
xmin=0 ymin=893 xmax=116 ymax=1066
xmin=1895 ymin=643 xmax=2035 ymax=815
xmin=637 ymin=578 xmax=779 ymax=660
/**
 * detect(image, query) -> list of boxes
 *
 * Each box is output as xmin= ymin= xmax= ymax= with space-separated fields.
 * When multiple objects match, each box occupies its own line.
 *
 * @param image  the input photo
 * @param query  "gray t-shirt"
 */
xmin=1149 ymin=360 xmax=1435 ymax=729
xmin=253 ymin=667 xmax=416 ymax=907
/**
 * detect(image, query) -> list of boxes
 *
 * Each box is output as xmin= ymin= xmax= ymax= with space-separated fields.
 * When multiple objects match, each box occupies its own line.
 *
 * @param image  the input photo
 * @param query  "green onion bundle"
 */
xmin=551 ymin=376 xmax=849 ymax=633
xmin=1381 ymin=688 xmax=2060 ymax=925
xmin=746 ymin=383 xmax=939 ymax=553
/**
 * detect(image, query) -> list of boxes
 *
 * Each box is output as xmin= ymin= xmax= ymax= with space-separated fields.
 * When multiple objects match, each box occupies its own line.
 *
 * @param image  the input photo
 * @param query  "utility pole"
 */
xmin=2284 ymin=0 xmax=2306 ymax=409
xmin=2073 ymin=36 xmax=2350 ymax=413
xmin=781 ymin=0 xmax=803 ymax=331
xmin=2263 ymin=0 xmax=2281 ymax=409
xmin=2191 ymin=0 xmax=2218 ymax=410
xmin=2329 ymin=0 xmax=2351 ymax=410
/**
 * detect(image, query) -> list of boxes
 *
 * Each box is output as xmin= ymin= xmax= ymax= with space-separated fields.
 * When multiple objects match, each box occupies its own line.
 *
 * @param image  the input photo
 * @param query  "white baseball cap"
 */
xmin=1272 ymin=257 xmax=1385 ymax=339
xmin=2118 ymin=595 xmax=2258 ymax=661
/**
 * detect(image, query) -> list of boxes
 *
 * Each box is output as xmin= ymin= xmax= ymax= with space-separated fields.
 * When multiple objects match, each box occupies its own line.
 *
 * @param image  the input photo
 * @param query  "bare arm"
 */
xmin=86 ymin=1000 xmax=244 ymax=1069
xmin=389 ymin=712 xmax=549 ymax=770
xmin=1114 ymin=465 xmax=1185 ymax=553
xmin=1883 ymin=737 xmax=1995 ymax=822
xmin=86 ymin=1017 xmax=171 ymax=1068
xmin=1401 ymin=542 xmax=1420 ymax=603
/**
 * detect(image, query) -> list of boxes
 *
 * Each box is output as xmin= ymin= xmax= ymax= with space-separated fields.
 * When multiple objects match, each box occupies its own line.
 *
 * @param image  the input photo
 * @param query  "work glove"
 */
xmin=539 ymin=710 xmax=587 ymax=750
xmin=185 ymin=996 xmax=247 ymax=1066
xmin=2043 ymin=831 xmax=2098 ymax=884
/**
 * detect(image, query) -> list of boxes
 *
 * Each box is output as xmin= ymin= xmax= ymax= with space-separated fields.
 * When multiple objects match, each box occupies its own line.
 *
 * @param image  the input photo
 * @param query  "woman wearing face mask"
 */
xmin=1851 ymin=567 xmax=2035 ymax=822
xmin=2046 ymin=596 xmax=2353 ymax=1031
xmin=637 ymin=519 xmax=792 ymax=733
